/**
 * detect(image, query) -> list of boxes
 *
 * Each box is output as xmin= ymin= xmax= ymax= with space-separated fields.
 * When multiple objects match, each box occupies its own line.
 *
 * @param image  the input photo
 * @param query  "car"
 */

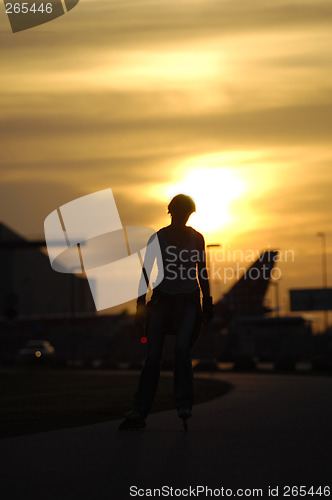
xmin=16 ymin=340 xmax=55 ymax=365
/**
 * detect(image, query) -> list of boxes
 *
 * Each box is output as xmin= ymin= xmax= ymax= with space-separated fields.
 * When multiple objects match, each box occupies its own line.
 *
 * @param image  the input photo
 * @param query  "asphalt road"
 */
xmin=1 ymin=373 xmax=331 ymax=500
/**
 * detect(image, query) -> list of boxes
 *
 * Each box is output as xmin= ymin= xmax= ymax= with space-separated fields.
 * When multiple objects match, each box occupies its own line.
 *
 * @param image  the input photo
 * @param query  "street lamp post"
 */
xmin=317 ymin=232 xmax=328 ymax=332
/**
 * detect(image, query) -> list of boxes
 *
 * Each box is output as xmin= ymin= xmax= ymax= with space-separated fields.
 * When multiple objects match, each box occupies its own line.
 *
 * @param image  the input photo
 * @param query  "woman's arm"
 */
xmin=197 ymin=233 xmax=211 ymax=298
xmin=135 ymin=233 xmax=159 ymax=327
xmin=137 ymin=232 xmax=159 ymax=304
xmin=197 ymin=232 xmax=214 ymax=321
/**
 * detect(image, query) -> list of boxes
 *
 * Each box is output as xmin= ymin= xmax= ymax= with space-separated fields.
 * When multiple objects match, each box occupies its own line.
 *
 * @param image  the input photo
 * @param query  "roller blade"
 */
xmin=178 ymin=408 xmax=191 ymax=432
xmin=118 ymin=410 xmax=146 ymax=431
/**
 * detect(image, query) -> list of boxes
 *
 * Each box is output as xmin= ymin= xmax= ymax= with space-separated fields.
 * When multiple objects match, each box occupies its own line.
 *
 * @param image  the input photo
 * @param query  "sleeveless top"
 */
xmin=154 ymin=226 xmax=200 ymax=294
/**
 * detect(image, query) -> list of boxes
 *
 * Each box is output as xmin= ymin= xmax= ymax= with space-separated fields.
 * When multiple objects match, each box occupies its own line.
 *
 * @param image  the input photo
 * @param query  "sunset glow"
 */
xmin=166 ymin=167 xmax=245 ymax=233
xmin=1 ymin=0 xmax=332 ymax=327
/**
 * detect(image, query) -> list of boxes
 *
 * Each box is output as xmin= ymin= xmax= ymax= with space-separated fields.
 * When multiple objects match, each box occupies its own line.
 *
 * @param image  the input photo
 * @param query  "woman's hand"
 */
xmin=135 ymin=300 xmax=146 ymax=328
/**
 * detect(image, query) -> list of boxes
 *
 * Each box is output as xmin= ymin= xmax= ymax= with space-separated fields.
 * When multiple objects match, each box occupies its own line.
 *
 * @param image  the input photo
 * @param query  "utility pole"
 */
xmin=317 ymin=232 xmax=328 ymax=332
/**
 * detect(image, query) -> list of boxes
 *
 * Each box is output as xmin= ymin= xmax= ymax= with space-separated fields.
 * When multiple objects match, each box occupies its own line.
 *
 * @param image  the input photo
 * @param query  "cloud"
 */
xmin=1 ymin=98 xmax=331 ymax=151
xmin=1 ymin=0 xmax=332 ymax=301
xmin=247 ymin=163 xmax=332 ymax=241
xmin=2 ymin=0 xmax=332 ymax=47
xmin=0 ymin=179 xmax=167 ymax=238
xmin=0 ymin=181 xmax=85 ymax=237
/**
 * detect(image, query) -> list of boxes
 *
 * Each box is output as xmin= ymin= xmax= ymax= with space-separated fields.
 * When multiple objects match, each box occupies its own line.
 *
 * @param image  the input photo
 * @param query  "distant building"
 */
xmin=0 ymin=223 xmax=95 ymax=318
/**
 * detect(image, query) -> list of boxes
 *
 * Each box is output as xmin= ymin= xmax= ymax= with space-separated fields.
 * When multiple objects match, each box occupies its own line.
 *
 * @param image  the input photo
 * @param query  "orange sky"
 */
xmin=1 ymin=0 xmax=332 ymax=328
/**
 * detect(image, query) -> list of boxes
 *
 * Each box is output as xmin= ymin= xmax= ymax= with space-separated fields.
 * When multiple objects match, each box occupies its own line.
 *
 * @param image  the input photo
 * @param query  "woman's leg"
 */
xmin=134 ymin=300 xmax=169 ymax=416
xmin=174 ymin=301 xmax=197 ymax=411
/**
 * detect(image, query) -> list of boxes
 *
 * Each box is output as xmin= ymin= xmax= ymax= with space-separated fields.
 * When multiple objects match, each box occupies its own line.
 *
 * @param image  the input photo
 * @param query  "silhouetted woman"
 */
xmin=119 ymin=194 xmax=213 ymax=430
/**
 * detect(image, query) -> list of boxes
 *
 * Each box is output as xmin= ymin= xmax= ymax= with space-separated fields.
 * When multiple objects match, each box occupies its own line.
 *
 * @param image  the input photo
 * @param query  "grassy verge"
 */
xmin=0 ymin=369 xmax=232 ymax=438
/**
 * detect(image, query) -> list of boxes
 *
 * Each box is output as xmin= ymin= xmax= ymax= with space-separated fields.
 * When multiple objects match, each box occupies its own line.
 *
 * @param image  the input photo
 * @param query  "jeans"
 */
xmin=134 ymin=293 xmax=200 ymax=416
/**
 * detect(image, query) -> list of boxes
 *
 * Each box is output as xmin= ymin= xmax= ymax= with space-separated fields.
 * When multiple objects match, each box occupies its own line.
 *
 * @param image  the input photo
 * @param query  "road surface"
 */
xmin=1 ymin=373 xmax=331 ymax=499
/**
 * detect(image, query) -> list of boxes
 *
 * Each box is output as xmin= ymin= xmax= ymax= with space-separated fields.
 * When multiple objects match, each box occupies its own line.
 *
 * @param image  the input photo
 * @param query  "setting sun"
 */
xmin=166 ymin=168 xmax=245 ymax=234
